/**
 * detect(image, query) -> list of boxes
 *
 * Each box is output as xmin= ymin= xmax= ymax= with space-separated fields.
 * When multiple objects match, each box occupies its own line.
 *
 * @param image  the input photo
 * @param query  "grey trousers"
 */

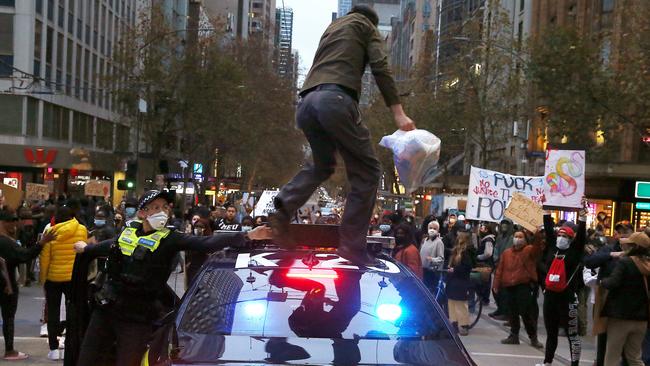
xmin=277 ymin=87 xmax=381 ymax=251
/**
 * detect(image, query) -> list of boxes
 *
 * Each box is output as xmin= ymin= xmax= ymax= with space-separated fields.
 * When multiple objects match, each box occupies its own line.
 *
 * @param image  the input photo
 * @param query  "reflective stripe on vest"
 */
xmin=117 ymin=227 xmax=171 ymax=256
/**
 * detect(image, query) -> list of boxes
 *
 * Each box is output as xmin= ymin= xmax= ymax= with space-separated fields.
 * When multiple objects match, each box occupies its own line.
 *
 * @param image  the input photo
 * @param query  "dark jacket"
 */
xmin=447 ymin=248 xmax=475 ymax=301
xmin=584 ymin=240 xmax=623 ymax=280
xmin=601 ymin=256 xmax=650 ymax=321
xmin=0 ymin=236 xmax=42 ymax=294
xmin=542 ymin=215 xmax=586 ymax=297
xmin=493 ymin=218 xmax=514 ymax=265
xmin=301 ymin=13 xmax=400 ymax=107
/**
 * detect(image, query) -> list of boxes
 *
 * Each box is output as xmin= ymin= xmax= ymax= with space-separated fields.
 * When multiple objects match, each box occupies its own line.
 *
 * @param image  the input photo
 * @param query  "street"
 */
xmin=2 ymin=272 xmax=596 ymax=366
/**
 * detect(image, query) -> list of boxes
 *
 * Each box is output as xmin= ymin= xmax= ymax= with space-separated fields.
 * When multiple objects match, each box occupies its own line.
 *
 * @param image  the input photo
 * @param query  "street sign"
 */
xmin=636 ymin=181 xmax=650 ymax=199
xmin=636 ymin=202 xmax=650 ymax=210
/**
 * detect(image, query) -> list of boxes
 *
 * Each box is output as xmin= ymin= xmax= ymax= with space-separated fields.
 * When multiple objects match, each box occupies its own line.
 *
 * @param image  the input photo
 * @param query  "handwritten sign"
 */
xmin=253 ymin=190 xmax=279 ymax=217
xmin=84 ymin=180 xmax=111 ymax=197
xmin=544 ymin=149 xmax=585 ymax=209
xmin=504 ymin=192 xmax=544 ymax=233
xmin=0 ymin=183 xmax=23 ymax=210
xmin=467 ymin=166 xmax=545 ymax=223
xmin=25 ymin=183 xmax=50 ymax=201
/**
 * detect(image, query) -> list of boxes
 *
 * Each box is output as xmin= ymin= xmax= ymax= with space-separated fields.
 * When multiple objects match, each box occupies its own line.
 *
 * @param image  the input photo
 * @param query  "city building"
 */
xmin=249 ymin=0 xmax=276 ymax=45
xmin=338 ymin=0 xmax=353 ymax=18
xmin=388 ymin=0 xmax=437 ymax=81
xmin=527 ymin=0 xmax=650 ymax=231
xmin=274 ymin=6 xmax=293 ymax=79
xmin=203 ymin=0 xmax=249 ymax=40
xmin=0 ymin=0 xmax=137 ymax=200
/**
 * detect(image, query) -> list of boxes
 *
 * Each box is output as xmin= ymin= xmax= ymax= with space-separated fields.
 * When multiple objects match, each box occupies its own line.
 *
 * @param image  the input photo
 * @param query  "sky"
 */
xmin=280 ymin=0 xmax=337 ymax=86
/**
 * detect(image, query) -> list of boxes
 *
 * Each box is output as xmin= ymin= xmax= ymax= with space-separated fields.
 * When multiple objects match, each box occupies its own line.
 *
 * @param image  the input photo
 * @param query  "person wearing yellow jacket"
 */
xmin=40 ymin=206 xmax=87 ymax=361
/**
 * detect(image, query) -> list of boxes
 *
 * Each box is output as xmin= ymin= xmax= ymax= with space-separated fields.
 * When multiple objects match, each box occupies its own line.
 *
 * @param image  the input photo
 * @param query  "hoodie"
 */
xmin=600 ymin=255 xmax=650 ymax=321
xmin=493 ymin=218 xmax=514 ymax=264
xmin=40 ymin=218 xmax=87 ymax=283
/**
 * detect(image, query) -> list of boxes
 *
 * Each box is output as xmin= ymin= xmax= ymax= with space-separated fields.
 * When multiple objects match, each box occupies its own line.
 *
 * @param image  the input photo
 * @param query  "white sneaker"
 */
xmin=40 ymin=324 xmax=48 ymax=337
xmin=59 ymin=349 xmax=64 ymax=360
xmin=47 ymin=349 xmax=60 ymax=361
xmin=58 ymin=336 xmax=65 ymax=349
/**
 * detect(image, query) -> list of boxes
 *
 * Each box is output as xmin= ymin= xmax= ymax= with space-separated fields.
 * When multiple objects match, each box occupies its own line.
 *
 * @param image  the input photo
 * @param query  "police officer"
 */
xmin=73 ymin=190 xmax=272 ymax=365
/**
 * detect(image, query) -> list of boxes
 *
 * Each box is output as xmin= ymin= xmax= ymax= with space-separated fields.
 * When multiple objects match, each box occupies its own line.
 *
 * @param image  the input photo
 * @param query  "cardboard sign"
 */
xmin=504 ymin=192 xmax=544 ymax=233
xmin=544 ymin=149 xmax=586 ymax=209
xmin=467 ymin=166 xmax=545 ymax=223
xmin=84 ymin=180 xmax=111 ymax=197
xmin=253 ymin=190 xmax=279 ymax=217
xmin=0 ymin=183 xmax=24 ymax=210
xmin=25 ymin=183 xmax=50 ymax=201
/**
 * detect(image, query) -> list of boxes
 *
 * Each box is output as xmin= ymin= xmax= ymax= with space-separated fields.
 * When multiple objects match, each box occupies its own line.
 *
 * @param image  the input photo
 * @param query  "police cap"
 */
xmin=138 ymin=190 xmax=173 ymax=210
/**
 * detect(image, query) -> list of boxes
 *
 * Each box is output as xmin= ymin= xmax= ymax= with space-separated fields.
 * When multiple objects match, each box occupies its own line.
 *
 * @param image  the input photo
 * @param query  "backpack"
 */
xmin=545 ymin=253 xmax=580 ymax=292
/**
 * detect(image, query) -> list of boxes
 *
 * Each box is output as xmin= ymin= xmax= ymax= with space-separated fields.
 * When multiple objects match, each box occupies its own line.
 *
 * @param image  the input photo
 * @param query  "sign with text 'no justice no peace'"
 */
xmin=466 ymin=166 xmax=545 ymax=223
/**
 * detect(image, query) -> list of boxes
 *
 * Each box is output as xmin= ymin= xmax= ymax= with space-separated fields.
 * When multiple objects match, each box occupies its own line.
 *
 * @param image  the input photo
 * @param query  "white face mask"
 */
xmin=147 ymin=212 xmax=169 ymax=230
xmin=514 ymin=238 xmax=526 ymax=247
xmin=428 ymin=229 xmax=438 ymax=237
xmin=241 ymin=226 xmax=253 ymax=232
xmin=557 ymin=236 xmax=571 ymax=250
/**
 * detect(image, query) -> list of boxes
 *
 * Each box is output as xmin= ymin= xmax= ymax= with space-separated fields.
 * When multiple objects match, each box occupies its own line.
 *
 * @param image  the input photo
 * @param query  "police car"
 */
xmin=139 ymin=225 xmax=477 ymax=366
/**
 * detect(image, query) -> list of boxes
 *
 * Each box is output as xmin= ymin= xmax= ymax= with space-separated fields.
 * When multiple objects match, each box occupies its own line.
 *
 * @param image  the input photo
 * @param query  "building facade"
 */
xmin=0 ymin=0 xmax=137 ymax=200
xmin=389 ymin=0 xmax=437 ymax=81
xmin=274 ymin=7 xmax=293 ymax=79
xmin=338 ymin=0 xmax=353 ymax=18
xmin=249 ymin=0 xmax=276 ymax=45
xmin=203 ymin=0 xmax=250 ymax=40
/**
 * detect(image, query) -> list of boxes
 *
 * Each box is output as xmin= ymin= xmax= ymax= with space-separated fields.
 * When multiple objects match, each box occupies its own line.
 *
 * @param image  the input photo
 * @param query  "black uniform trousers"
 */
xmin=76 ymin=308 xmax=153 ymax=366
xmin=277 ymin=85 xmax=381 ymax=252
xmin=0 ymin=293 xmax=18 ymax=352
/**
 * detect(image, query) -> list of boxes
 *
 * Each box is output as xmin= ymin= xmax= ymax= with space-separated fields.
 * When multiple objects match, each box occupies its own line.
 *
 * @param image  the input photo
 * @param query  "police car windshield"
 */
xmin=178 ymin=251 xmax=451 ymax=341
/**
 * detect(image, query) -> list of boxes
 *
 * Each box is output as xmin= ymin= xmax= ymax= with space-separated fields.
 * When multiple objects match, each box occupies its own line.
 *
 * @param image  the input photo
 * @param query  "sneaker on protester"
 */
xmin=47 ymin=349 xmax=60 ymax=361
xmin=40 ymin=323 xmax=48 ymax=337
xmin=58 ymin=336 xmax=65 ymax=349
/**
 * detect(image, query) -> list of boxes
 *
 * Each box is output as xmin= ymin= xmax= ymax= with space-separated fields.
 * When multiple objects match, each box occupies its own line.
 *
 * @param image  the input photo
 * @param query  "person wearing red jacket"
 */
xmin=392 ymin=224 xmax=423 ymax=279
xmin=493 ymin=228 xmax=544 ymax=348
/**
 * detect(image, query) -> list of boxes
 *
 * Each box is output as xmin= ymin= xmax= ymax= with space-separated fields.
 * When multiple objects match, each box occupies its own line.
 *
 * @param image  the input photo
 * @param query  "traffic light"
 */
xmin=117 ymin=179 xmax=135 ymax=190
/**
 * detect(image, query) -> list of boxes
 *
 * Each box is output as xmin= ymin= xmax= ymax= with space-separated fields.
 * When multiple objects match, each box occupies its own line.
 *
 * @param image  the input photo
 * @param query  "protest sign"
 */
xmin=467 ymin=166 xmax=545 ymax=223
xmin=25 ymin=183 xmax=50 ymax=201
xmin=504 ymin=192 xmax=544 ymax=233
xmin=253 ymin=190 xmax=279 ymax=217
xmin=84 ymin=180 xmax=111 ymax=197
xmin=544 ymin=149 xmax=585 ymax=209
xmin=0 ymin=183 xmax=23 ymax=210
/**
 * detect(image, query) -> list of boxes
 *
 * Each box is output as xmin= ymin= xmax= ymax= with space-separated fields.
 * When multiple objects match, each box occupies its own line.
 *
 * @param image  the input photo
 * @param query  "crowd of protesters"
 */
xmin=1 ymin=190 xmax=650 ymax=366
xmin=369 ymin=204 xmax=650 ymax=366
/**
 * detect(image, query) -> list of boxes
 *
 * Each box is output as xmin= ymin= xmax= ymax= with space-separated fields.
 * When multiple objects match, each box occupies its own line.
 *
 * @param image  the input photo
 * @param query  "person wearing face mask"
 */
xmin=536 ymin=205 xmax=588 ymax=366
xmin=419 ymin=220 xmax=444 ymax=291
xmin=184 ymin=218 xmax=213 ymax=288
xmin=240 ymin=216 xmax=255 ymax=233
xmin=379 ymin=215 xmax=394 ymax=237
xmin=113 ymin=213 xmax=124 ymax=232
xmin=489 ymin=218 xmax=515 ymax=320
xmin=123 ymin=198 xmax=139 ymax=227
xmin=39 ymin=206 xmax=88 ymax=360
xmin=392 ymin=223 xmax=422 ymax=279
xmin=90 ymin=209 xmax=116 ymax=243
xmin=72 ymin=190 xmax=273 ymax=366
xmin=0 ymin=209 xmax=56 ymax=361
xmin=493 ymin=229 xmax=544 ymax=348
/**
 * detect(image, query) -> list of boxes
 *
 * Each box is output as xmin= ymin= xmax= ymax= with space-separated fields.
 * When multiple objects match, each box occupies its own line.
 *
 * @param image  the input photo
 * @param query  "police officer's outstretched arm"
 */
xmin=176 ymin=225 xmax=273 ymax=252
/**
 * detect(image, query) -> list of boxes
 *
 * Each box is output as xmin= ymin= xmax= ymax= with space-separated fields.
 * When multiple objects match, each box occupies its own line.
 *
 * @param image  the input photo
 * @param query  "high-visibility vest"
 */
xmin=117 ymin=226 xmax=171 ymax=256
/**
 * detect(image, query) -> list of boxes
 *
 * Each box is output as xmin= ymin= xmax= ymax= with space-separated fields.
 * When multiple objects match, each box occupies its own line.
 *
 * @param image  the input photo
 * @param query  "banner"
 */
xmin=467 ymin=166 xmax=545 ymax=223
xmin=25 ymin=183 xmax=50 ymax=201
xmin=504 ymin=192 xmax=544 ymax=233
xmin=84 ymin=180 xmax=111 ymax=197
xmin=253 ymin=190 xmax=279 ymax=217
xmin=544 ymin=149 xmax=585 ymax=209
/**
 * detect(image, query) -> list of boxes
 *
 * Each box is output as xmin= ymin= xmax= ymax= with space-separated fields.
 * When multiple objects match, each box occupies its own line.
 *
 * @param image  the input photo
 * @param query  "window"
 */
xmin=47 ymin=0 xmax=54 ymax=21
xmin=0 ymin=14 xmax=13 ymax=77
xmin=116 ymin=124 xmax=129 ymax=151
xmin=34 ymin=20 xmax=42 ymax=61
xmin=520 ymin=0 xmax=524 ymax=12
xmin=46 ymin=26 xmax=54 ymax=64
xmin=72 ymin=112 xmax=93 ymax=144
xmin=0 ymin=95 xmax=22 ymax=135
xmin=58 ymin=1 xmax=65 ymax=28
xmin=56 ymin=33 xmax=64 ymax=69
xmin=602 ymin=0 xmax=615 ymax=12
xmin=517 ymin=21 xmax=523 ymax=49
xmin=96 ymin=119 xmax=113 ymax=150
xmin=26 ymin=98 xmax=39 ymax=136
xmin=36 ymin=0 xmax=42 ymax=14
xmin=42 ymin=102 xmax=69 ymax=141
xmin=0 ymin=0 xmax=15 ymax=6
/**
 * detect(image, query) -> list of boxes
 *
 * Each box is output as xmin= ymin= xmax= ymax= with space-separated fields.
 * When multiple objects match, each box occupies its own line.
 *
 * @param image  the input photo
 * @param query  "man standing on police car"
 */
xmin=271 ymin=5 xmax=415 ymax=265
xmin=72 ymin=190 xmax=271 ymax=366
